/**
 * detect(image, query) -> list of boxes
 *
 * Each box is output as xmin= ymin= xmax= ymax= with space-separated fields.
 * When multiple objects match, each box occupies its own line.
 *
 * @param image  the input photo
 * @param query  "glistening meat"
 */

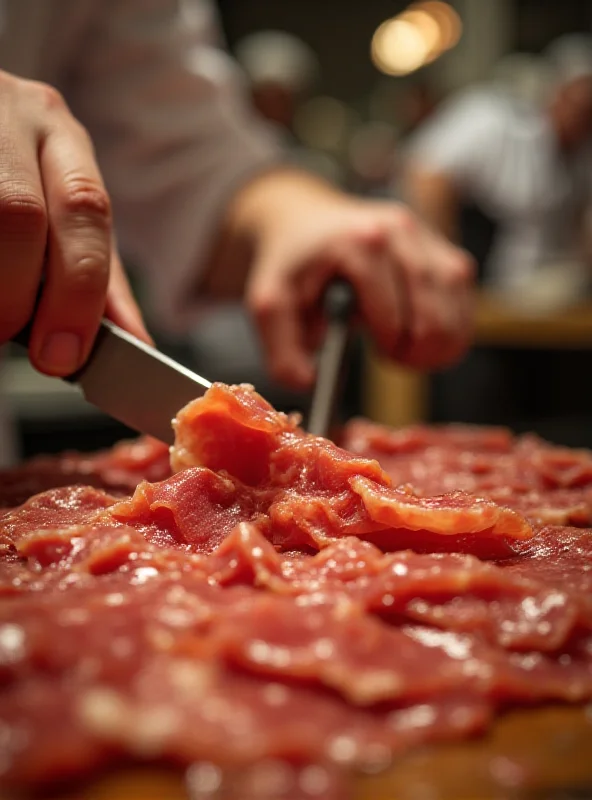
xmin=0 ymin=384 xmax=590 ymax=790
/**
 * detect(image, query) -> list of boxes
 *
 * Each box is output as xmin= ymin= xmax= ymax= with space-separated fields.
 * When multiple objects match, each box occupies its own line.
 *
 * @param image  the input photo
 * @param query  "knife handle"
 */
xmin=323 ymin=278 xmax=356 ymax=324
xmin=307 ymin=279 xmax=357 ymax=437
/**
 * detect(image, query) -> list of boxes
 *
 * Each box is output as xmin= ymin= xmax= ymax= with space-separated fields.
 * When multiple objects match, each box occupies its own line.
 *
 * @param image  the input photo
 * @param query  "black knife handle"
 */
xmin=323 ymin=278 xmax=356 ymax=324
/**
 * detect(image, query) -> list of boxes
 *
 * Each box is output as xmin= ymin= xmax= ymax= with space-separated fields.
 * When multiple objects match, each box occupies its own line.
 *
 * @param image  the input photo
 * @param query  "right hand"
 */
xmin=0 ymin=70 xmax=149 ymax=375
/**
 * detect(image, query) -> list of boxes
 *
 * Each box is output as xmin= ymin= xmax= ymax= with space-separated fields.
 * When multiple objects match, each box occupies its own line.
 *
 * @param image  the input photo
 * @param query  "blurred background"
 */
xmin=5 ymin=0 xmax=592 ymax=460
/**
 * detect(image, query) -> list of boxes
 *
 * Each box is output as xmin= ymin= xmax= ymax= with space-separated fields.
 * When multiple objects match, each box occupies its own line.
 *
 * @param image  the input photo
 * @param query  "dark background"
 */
xmin=217 ymin=0 xmax=592 ymax=100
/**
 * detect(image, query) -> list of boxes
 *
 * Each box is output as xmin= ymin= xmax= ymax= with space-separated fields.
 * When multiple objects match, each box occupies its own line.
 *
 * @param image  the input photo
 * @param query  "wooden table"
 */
xmin=363 ymin=294 xmax=592 ymax=428
xmin=8 ymin=707 xmax=591 ymax=800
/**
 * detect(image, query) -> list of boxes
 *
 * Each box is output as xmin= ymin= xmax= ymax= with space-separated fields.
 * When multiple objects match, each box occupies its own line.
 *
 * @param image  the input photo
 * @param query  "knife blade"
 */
xmin=307 ymin=279 xmax=356 ymax=437
xmin=12 ymin=320 xmax=211 ymax=445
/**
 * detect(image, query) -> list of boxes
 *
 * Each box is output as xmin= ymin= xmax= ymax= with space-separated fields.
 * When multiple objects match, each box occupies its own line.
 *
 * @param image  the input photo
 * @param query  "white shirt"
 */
xmin=0 ymin=0 xmax=281 ymax=331
xmin=406 ymin=86 xmax=592 ymax=291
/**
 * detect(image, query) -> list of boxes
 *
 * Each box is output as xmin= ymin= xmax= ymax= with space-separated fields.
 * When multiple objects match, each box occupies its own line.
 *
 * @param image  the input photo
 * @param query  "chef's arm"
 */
xmin=63 ymin=0 xmax=474 ymax=387
xmin=401 ymin=164 xmax=461 ymax=244
xmin=198 ymin=167 xmax=339 ymax=299
xmin=196 ymin=161 xmax=475 ymax=388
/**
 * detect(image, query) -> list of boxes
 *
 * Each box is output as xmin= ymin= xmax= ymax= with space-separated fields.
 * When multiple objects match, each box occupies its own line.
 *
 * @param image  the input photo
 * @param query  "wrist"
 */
xmin=201 ymin=167 xmax=340 ymax=298
xmin=227 ymin=166 xmax=340 ymax=240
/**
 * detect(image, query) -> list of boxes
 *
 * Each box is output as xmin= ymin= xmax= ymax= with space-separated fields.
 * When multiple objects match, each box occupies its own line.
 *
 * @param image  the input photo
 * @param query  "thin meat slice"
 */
xmin=342 ymin=420 xmax=515 ymax=456
xmin=166 ymin=384 xmax=533 ymax=554
xmin=499 ymin=525 xmax=592 ymax=597
xmin=5 ymin=521 xmax=587 ymax=654
xmin=211 ymin=595 xmax=592 ymax=705
xmin=0 ymin=438 xmax=170 ymax=510
xmin=1 ymin=385 xmax=591 ymax=791
xmin=0 ymin=486 xmax=116 ymax=547
xmin=350 ymin=478 xmax=529 ymax=558
xmin=109 ymin=468 xmax=267 ymax=553
xmin=340 ymin=419 xmax=592 ymax=527
xmin=0 ymin=385 xmax=534 ymax=558
xmin=1 ymin=664 xmax=489 ymax=789
xmin=1 ymin=552 xmax=588 ymax=789
xmin=278 ymin=537 xmax=585 ymax=652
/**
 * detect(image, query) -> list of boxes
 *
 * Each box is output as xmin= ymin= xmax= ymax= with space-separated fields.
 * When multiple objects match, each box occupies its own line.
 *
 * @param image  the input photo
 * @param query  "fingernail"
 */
xmin=39 ymin=332 xmax=82 ymax=375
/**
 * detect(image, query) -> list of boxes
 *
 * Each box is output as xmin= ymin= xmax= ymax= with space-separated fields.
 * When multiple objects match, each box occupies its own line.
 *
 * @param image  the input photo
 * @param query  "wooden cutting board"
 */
xmin=5 ymin=706 xmax=591 ymax=800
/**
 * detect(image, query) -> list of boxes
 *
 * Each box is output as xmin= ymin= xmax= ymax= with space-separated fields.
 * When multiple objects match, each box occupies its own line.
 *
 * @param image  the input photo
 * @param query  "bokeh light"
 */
xmin=371 ymin=18 xmax=431 ymax=77
xmin=371 ymin=2 xmax=463 ymax=77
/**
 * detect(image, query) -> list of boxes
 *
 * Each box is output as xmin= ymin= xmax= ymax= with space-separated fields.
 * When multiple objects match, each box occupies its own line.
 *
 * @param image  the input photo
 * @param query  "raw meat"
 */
xmin=0 ymin=437 xmax=170 ymax=509
xmin=0 ymin=384 xmax=591 ymax=791
xmin=341 ymin=419 xmax=592 ymax=525
xmin=1 ymin=521 xmax=589 ymax=787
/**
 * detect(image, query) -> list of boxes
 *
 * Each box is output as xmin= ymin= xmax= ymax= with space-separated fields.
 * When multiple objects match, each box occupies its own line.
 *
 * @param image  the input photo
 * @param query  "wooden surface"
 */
xmin=475 ymin=295 xmax=592 ymax=348
xmin=5 ymin=706 xmax=590 ymax=800
xmin=363 ymin=349 xmax=428 ymax=429
xmin=363 ymin=295 xmax=592 ymax=428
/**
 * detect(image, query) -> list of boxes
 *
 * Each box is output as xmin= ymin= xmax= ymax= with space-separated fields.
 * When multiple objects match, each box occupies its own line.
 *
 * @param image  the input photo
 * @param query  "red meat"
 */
xmin=0 ymin=384 xmax=590 ymax=790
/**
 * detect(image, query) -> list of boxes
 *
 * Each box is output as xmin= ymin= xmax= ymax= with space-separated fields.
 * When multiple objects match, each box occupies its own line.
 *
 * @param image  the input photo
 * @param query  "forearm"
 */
xmin=199 ymin=167 xmax=341 ymax=299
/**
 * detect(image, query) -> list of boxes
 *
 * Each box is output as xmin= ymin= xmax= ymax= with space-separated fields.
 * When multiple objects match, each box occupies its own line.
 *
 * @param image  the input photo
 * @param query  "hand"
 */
xmin=0 ymin=71 xmax=149 ymax=376
xmin=231 ymin=170 xmax=475 ymax=388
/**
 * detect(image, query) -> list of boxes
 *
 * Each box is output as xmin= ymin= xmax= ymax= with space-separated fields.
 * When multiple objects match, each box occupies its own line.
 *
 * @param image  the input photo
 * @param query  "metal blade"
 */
xmin=70 ymin=321 xmax=211 ymax=444
xmin=308 ymin=323 xmax=349 ymax=437
xmin=307 ymin=280 xmax=356 ymax=437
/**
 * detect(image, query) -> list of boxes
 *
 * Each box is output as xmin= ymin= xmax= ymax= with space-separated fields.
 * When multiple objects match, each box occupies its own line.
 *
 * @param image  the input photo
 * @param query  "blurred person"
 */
xmin=0 ymin=0 xmax=474 ymax=466
xmin=235 ymin=32 xmax=344 ymax=183
xmin=400 ymin=34 xmax=592 ymax=439
xmin=398 ymin=80 xmax=440 ymax=139
xmin=403 ymin=35 xmax=592 ymax=297
xmin=347 ymin=121 xmax=399 ymax=197
xmin=234 ymin=30 xmax=319 ymax=134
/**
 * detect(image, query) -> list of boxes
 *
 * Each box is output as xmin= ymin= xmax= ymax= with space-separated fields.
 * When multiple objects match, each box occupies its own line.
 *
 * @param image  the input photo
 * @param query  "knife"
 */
xmin=307 ymin=279 xmax=356 ymax=437
xmin=12 ymin=320 xmax=211 ymax=445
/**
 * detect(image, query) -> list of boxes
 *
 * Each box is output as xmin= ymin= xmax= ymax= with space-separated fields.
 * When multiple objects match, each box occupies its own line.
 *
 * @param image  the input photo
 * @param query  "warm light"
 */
xmin=399 ymin=8 xmax=443 ymax=61
xmin=371 ymin=18 xmax=431 ymax=77
xmin=370 ymin=2 xmax=463 ymax=77
xmin=413 ymin=1 xmax=462 ymax=51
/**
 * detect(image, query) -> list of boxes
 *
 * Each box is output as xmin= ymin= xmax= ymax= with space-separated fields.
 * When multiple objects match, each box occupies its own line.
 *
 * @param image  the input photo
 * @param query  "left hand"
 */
xmin=213 ymin=170 xmax=475 ymax=389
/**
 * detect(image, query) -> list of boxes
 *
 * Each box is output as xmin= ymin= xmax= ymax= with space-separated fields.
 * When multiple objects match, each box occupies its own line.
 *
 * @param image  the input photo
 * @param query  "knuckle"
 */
xmin=459 ymin=252 xmax=477 ymax=281
xmin=390 ymin=204 xmax=418 ymax=234
xmin=33 ymin=81 xmax=67 ymax=113
xmin=0 ymin=186 xmax=47 ymax=238
xmin=354 ymin=221 xmax=390 ymax=252
xmin=70 ymin=118 xmax=96 ymax=151
xmin=59 ymin=177 xmax=111 ymax=227
xmin=411 ymin=264 xmax=434 ymax=286
xmin=248 ymin=289 xmax=280 ymax=321
xmin=0 ymin=69 xmax=17 ymax=93
xmin=447 ymin=250 xmax=476 ymax=284
xmin=68 ymin=254 xmax=110 ymax=298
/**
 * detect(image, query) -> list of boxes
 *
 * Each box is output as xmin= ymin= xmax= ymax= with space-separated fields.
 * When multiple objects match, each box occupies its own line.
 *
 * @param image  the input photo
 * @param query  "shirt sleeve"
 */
xmin=405 ymin=90 xmax=503 ymax=192
xmin=63 ymin=0 xmax=284 ymax=332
